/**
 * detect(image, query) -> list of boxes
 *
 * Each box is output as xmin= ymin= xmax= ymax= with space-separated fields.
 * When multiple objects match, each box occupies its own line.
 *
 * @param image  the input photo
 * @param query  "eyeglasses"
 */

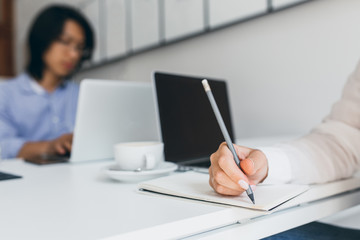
xmin=56 ymin=38 xmax=88 ymax=56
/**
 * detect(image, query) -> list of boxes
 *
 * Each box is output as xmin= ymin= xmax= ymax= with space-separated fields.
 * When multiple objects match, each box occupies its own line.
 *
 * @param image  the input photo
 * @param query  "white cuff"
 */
xmin=257 ymin=147 xmax=292 ymax=184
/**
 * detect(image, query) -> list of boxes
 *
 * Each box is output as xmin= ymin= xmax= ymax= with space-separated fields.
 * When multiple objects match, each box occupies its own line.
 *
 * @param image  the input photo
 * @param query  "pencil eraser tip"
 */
xmin=202 ymin=79 xmax=210 ymax=91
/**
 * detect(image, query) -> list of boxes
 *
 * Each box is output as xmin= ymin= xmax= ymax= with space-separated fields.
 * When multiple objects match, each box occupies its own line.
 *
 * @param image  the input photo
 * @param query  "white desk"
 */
xmin=1 ymin=159 xmax=359 ymax=240
xmin=0 ymin=159 xmax=226 ymax=240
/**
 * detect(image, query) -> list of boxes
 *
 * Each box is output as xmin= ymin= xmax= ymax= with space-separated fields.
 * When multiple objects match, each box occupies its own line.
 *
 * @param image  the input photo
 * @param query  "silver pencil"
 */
xmin=202 ymin=79 xmax=255 ymax=204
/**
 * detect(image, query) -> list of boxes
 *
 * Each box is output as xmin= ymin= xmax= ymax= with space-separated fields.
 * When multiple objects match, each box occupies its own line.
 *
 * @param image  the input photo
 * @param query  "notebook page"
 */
xmin=138 ymin=172 xmax=309 ymax=211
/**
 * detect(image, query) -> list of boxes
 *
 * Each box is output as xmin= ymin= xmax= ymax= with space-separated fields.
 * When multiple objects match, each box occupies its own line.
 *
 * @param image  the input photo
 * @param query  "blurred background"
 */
xmin=2 ymin=0 xmax=360 ymax=140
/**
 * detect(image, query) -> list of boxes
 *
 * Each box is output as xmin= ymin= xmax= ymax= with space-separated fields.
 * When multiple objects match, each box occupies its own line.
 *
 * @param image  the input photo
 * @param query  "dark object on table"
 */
xmin=24 ymin=152 xmax=70 ymax=165
xmin=0 ymin=171 xmax=22 ymax=181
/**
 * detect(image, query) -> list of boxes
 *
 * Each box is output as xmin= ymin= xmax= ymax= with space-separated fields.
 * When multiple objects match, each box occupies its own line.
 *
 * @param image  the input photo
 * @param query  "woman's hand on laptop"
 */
xmin=17 ymin=133 xmax=73 ymax=160
xmin=209 ymin=142 xmax=268 ymax=196
xmin=48 ymin=133 xmax=73 ymax=155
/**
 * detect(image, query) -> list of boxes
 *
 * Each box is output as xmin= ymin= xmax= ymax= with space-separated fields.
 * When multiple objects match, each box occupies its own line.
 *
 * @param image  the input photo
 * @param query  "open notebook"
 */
xmin=138 ymin=172 xmax=309 ymax=211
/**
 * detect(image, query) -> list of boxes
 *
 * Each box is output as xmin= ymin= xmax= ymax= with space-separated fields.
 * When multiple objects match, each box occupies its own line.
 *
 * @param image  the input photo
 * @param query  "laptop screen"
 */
xmin=154 ymin=72 xmax=235 ymax=167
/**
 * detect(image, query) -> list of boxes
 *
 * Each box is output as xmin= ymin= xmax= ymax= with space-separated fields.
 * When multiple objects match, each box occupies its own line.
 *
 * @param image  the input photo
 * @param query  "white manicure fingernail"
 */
xmin=238 ymin=180 xmax=249 ymax=190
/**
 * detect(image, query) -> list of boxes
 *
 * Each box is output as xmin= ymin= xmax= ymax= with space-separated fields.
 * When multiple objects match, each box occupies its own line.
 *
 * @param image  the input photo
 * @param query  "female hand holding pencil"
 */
xmin=202 ymin=79 xmax=268 ymax=198
xmin=209 ymin=142 xmax=269 ymax=196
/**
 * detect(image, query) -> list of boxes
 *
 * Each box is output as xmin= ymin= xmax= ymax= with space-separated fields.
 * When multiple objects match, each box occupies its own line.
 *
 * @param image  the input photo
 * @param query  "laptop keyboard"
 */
xmin=0 ymin=171 xmax=22 ymax=181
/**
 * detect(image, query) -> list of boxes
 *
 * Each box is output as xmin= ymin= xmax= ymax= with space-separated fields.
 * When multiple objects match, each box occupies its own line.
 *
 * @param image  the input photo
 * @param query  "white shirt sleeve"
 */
xmin=257 ymin=147 xmax=292 ymax=184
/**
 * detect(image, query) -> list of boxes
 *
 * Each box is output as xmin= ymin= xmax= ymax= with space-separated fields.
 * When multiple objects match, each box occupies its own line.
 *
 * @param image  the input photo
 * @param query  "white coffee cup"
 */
xmin=114 ymin=141 xmax=164 ymax=171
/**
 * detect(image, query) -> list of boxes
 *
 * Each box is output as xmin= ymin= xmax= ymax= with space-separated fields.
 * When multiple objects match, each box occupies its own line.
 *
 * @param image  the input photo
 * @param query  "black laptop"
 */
xmin=153 ymin=72 xmax=235 ymax=169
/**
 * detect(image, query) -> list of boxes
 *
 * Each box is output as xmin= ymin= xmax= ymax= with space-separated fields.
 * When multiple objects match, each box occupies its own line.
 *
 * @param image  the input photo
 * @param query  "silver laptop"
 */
xmin=70 ymin=79 xmax=160 ymax=162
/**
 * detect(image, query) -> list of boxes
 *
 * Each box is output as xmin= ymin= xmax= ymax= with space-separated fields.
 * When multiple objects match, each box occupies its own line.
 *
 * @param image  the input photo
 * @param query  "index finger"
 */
xmin=64 ymin=140 xmax=72 ymax=152
xmin=217 ymin=145 xmax=251 ymax=186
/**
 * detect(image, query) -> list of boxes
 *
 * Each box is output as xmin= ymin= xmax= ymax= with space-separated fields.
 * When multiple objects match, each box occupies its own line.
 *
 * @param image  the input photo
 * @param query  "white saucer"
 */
xmin=104 ymin=161 xmax=178 ymax=182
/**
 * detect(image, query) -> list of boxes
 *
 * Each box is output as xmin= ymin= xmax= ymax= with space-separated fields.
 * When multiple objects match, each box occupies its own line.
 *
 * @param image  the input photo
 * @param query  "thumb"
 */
xmin=240 ymin=150 xmax=264 ymax=176
xmin=240 ymin=158 xmax=255 ymax=176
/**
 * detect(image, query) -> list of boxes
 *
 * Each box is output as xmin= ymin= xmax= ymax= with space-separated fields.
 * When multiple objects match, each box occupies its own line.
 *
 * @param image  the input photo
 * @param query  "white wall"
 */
xmin=15 ymin=0 xmax=360 ymax=139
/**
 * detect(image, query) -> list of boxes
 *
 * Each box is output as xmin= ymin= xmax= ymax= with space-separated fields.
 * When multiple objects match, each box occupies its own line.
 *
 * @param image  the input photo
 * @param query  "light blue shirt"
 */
xmin=0 ymin=73 xmax=79 ymax=159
